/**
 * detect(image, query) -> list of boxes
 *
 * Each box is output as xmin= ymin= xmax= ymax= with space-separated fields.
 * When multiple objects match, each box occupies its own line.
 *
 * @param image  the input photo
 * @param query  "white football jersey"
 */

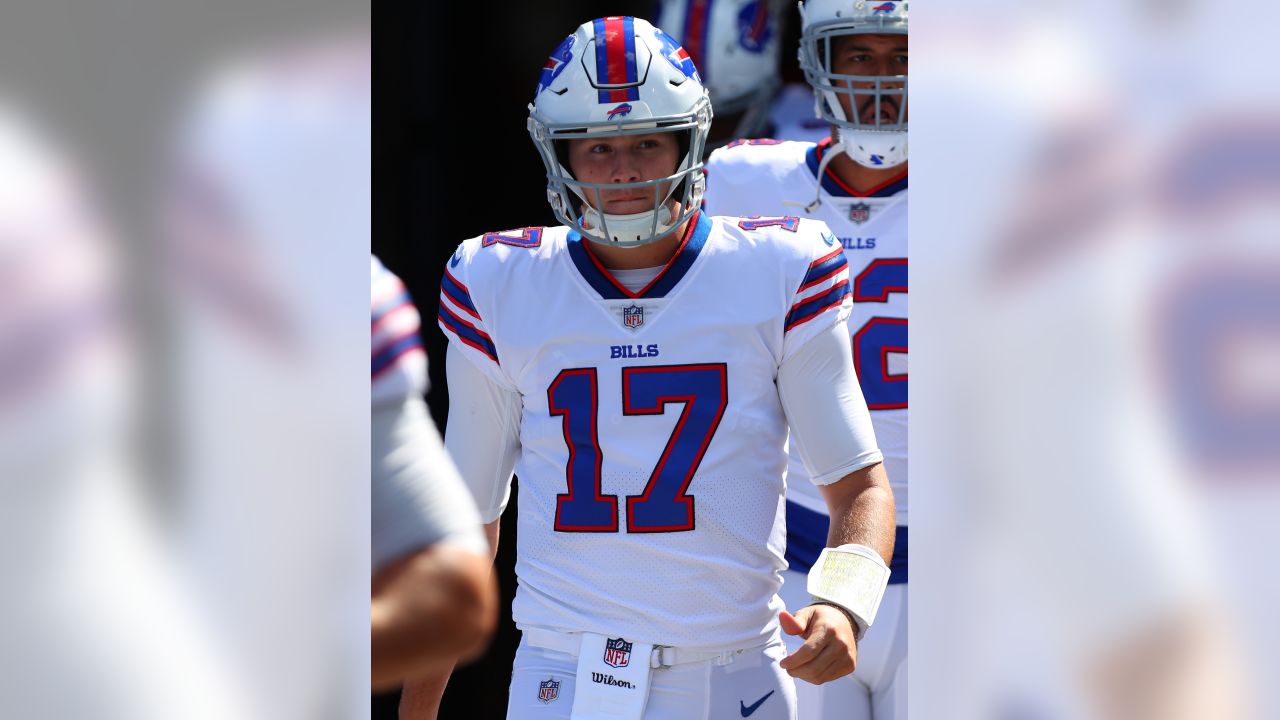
xmin=371 ymin=256 xmax=427 ymax=406
xmin=438 ymin=212 xmax=867 ymax=649
xmin=704 ymin=138 xmax=908 ymax=550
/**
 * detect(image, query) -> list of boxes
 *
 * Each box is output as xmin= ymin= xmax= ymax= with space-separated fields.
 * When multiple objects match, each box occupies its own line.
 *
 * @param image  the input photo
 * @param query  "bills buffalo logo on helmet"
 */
xmin=737 ymin=1 xmax=773 ymax=53
xmin=604 ymin=637 xmax=633 ymax=668
xmin=537 ymin=35 xmax=576 ymax=94
xmin=872 ymin=2 xmax=897 ymax=13
xmin=653 ymin=29 xmax=701 ymax=82
xmin=607 ymin=103 xmax=633 ymax=119
xmin=538 ymin=678 xmax=560 ymax=703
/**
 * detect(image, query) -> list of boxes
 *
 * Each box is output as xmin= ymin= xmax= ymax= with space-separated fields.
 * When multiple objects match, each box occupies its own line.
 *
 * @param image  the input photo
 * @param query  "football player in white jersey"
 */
xmin=651 ymin=0 xmax=785 ymax=152
xmin=370 ymin=257 xmax=496 ymax=691
xmin=401 ymin=16 xmax=895 ymax=720
xmin=702 ymin=3 xmax=907 ymax=720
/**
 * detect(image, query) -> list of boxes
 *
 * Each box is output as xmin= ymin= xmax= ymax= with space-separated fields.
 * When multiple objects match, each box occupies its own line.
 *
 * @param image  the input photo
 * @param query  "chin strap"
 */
xmin=581 ymin=203 xmax=676 ymax=246
xmin=783 ymin=138 xmax=845 ymax=215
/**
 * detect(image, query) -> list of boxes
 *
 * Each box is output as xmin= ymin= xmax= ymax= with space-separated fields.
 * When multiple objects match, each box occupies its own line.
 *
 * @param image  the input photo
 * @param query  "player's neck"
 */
xmin=586 ymin=219 xmax=689 ymax=271
xmin=828 ymin=145 xmax=907 ymax=195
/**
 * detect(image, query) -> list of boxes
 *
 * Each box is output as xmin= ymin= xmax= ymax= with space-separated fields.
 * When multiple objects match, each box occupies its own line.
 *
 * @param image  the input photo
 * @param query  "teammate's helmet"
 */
xmin=798 ymin=0 xmax=907 ymax=169
xmin=528 ymin=16 xmax=713 ymax=248
xmin=652 ymin=0 xmax=782 ymax=149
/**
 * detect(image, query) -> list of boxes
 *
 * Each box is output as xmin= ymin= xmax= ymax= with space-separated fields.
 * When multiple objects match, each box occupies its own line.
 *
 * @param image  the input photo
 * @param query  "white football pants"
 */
xmin=506 ymin=632 xmax=798 ymax=719
xmin=778 ymin=574 xmax=907 ymax=720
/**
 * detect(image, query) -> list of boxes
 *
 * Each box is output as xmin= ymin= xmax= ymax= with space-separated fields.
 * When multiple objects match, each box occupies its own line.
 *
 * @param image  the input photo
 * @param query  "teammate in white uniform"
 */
xmin=370 ymin=257 xmax=495 ymax=691
xmin=405 ymin=16 xmax=896 ymax=720
xmin=703 ymin=3 xmax=908 ymax=719
xmin=651 ymin=0 xmax=784 ymax=152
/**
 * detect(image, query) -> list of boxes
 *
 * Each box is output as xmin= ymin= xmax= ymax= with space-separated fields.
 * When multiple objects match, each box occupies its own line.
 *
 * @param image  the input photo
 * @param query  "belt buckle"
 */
xmin=649 ymin=645 xmax=671 ymax=669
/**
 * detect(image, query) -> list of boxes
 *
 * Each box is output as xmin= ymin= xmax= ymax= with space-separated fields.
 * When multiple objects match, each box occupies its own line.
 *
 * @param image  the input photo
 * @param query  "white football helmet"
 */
xmin=653 ymin=0 xmax=783 ymax=148
xmin=528 ymin=16 xmax=713 ymax=248
xmin=798 ymin=0 xmax=908 ymax=169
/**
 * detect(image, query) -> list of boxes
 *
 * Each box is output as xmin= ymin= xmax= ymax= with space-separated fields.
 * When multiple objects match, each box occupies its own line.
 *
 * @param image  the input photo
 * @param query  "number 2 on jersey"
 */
xmin=851 ymin=258 xmax=907 ymax=410
xmin=548 ymin=364 xmax=728 ymax=533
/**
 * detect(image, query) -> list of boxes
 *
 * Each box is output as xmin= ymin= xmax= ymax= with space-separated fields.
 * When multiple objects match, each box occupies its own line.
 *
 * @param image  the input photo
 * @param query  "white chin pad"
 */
xmin=583 ymin=204 xmax=675 ymax=244
xmin=807 ymin=543 xmax=890 ymax=639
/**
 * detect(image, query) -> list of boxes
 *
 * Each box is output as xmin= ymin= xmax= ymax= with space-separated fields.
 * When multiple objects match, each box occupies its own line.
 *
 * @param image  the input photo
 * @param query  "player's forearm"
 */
xmin=371 ymin=544 xmax=497 ymax=691
xmin=399 ymin=668 xmax=454 ymax=720
xmin=821 ymin=462 xmax=895 ymax=566
xmin=390 ymin=519 xmax=502 ymax=713
xmin=483 ymin=518 xmax=500 ymax=560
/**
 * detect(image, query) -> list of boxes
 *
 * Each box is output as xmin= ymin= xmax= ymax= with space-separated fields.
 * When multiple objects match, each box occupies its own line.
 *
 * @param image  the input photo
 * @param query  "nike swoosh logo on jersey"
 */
xmin=740 ymin=690 xmax=774 ymax=717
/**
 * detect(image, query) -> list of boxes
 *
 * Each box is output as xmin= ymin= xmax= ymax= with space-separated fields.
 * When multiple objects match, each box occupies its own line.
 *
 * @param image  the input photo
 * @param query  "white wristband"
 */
xmin=807 ymin=544 xmax=891 ymax=639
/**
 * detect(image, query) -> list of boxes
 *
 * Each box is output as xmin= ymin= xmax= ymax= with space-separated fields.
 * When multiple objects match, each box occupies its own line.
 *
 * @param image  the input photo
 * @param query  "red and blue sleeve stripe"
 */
xmin=594 ymin=16 xmax=641 ymax=104
xmin=786 ymin=249 xmax=852 ymax=332
xmin=371 ymin=332 xmax=423 ymax=379
xmin=797 ymin=248 xmax=849 ymax=293
xmin=371 ymin=288 xmax=411 ymax=325
xmin=441 ymin=268 xmax=480 ymax=319
xmin=438 ymin=301 xmax=499 ymax=365
xmin=785 ymin=281 xmax=851 ymax=332
xmin=438 ymin=266 xmax=498 ymax=364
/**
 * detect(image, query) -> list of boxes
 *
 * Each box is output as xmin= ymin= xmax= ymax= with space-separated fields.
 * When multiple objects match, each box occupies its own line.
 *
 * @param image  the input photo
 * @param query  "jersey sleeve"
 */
xmin=702 ymin=149 xmax=730 ymax=216
xmin=778 ymin=321 xmax=883 ymax=485
xmin=703 ymin=140 xmax=804 ymax=217
xmin=703 ymin=144 xmax=762 ymax=217
xmin=436 ymin=243 xmax=516 ymax=391
xmin=444 ymin=344 xmax=521 ymax=523
xmin=781 ymin=220 xmax=852 ymax=362
xmin=371 ymin=394 xmax=487 ymax=571
xmin=371 ymin=256 xmax=427 ymax=406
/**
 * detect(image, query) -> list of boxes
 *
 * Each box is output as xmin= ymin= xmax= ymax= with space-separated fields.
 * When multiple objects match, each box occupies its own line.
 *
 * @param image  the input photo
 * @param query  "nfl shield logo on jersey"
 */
xmin=849 ymin=203 xmax=871 ymax=225
xmin=622 ymin=304 xmax=644 ymax=329
xmin=538 ymin=678 xmax=560 ymax=703
xmin=604 ymin=637 xmax=633 ymax=668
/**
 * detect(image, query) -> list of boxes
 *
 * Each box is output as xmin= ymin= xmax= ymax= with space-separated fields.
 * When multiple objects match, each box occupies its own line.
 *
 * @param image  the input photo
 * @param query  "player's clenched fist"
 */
xmin=778 ymin=606 xmax=857 ymax=684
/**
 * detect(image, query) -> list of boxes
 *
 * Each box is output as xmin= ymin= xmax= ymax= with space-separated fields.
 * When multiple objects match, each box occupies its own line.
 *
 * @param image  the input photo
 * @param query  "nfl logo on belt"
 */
xmin=538 ymin=678 xmax=560 ymax=703
xmin=604 ymin=637 xmax=633 ymax=668
xmin=849 ymin=203 xmax=871 ymax=225
xmin=622 ymin=304 xmax=644 ymax=329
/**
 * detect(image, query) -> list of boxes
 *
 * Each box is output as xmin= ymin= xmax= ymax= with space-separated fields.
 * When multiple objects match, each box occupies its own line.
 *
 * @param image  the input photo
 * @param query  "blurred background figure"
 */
xmin=0 ymin=101 xmax=245 ymax=718
xmin=162 ymin=34 xmax=371 ymax=720
xmin=652 ymin=0 xmax=785 ymax=151
xmin=912 ymin=1 xmax=1269 ymax=718
xmin=371 ymin=256 xmax=497 ymax=693
xmin=3 ymin=0 xmax=369 ymax=717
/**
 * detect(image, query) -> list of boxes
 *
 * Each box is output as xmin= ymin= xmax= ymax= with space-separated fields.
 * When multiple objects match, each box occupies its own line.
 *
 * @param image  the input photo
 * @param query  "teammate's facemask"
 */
xmin=798 ymin=0 xmax=908 ymax=170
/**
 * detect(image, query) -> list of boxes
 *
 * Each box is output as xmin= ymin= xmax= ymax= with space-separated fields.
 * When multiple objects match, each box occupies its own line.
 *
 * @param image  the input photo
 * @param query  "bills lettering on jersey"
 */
xmin=603 ymin=637 xmax=633 ymax=668
xmin=610 ymin=344 xmax=660 ymax=359
xmin=841 ymin=236 xmax=877 ymax=250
